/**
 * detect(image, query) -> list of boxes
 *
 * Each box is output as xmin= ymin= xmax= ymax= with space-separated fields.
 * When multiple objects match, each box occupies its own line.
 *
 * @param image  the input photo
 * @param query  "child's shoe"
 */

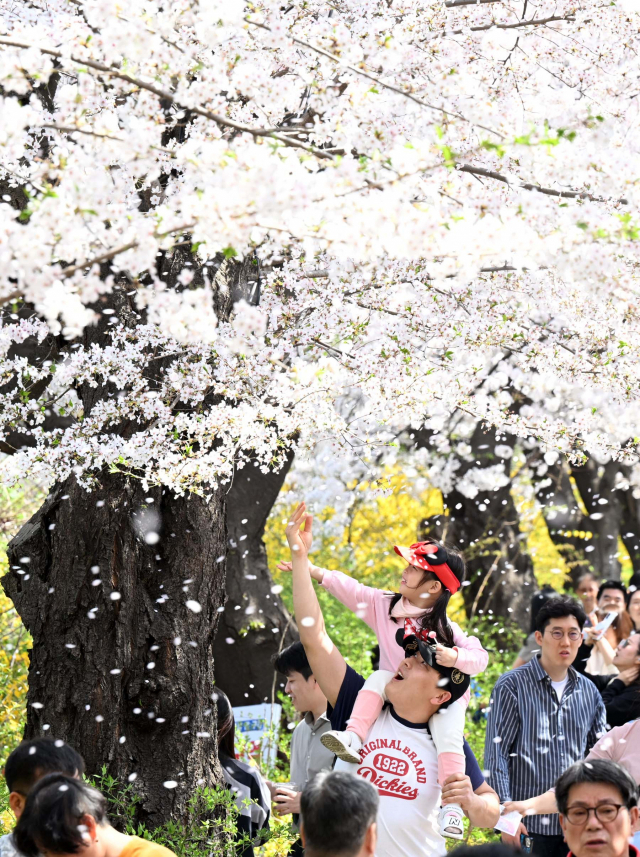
xmin=439 ymin=804 xmax=465 ymax=839
xmin=320 ymin=729 xmax=363 ymax=764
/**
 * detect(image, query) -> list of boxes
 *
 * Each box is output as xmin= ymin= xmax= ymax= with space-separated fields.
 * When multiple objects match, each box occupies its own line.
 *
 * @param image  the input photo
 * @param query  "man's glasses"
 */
xmin=548 ymin=629 xmax=582 ymax=641
xmin=564 ymin=804 xmax=626 ymax=825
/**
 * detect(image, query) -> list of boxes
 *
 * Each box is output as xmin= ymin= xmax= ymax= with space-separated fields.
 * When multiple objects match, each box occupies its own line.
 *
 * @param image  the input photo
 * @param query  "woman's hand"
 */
xmin=617 ymin=666 xmax=640 ymax=685
xmin=583 ymin=626 xmax=601 ymax=647
xmin=277 ymin=560 xmax=324 ymax=583
xmin=503 ymin=800 xmax=532 ymax=816
xmin=285 ymin=502 xmax=313 ymax=559
xmin=435 ymin=643 xmax=458 ymax=668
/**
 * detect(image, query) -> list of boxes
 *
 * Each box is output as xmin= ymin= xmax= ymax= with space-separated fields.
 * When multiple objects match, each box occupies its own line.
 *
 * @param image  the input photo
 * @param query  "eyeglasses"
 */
xmin=548 ymin=629 xmax=582 ymax=641
xmin=564 ymin=804 xmax=627 ymax=825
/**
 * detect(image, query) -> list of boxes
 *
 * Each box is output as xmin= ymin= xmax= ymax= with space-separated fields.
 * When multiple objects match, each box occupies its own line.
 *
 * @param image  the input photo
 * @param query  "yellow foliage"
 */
xmin=0 ymin=483 xmax=44 ymax=831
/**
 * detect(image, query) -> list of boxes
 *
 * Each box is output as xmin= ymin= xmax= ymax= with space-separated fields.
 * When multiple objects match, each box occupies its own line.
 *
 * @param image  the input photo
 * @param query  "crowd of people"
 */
xmin=3 ymin=503 xmax=640 ymax=857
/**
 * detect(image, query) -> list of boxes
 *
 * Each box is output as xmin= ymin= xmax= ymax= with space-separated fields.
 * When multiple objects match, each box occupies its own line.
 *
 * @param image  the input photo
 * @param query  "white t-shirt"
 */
xmin=334 ymin=706 xmax=444 ymax=857
xmin=551 ymin=676 xmax=568 ymax=702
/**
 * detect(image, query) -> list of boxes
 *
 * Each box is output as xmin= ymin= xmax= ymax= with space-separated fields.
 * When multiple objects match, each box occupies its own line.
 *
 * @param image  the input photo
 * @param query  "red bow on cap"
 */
xmin=393 ymin=541 xmax=461 ymax=594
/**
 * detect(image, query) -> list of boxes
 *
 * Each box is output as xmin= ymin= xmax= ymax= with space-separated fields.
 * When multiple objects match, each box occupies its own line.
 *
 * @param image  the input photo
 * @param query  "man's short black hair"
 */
xmin=535 ymin=595 xmax=586 ymax=634
xmin=556 ymin=759 xmax=638 ymax=815
xmin=15 ymin=773 xmax=107 ymax=857
xmin=5 ymin=738 xmax=85 ymax=795
xmin=301 ymin=770 xmax=378 ymax=857
xmin=273 ymin=641 xmax=313 ymax=680
xmin=598 ymin=579 xmax=627 ymax=602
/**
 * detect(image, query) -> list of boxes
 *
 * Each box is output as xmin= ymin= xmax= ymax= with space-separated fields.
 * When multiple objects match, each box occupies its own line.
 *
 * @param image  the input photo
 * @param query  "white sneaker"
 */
xmin=320 ymin=730 xmax=363 ymax=764
xmin=439 ymin=804 xmax=464 ymax=839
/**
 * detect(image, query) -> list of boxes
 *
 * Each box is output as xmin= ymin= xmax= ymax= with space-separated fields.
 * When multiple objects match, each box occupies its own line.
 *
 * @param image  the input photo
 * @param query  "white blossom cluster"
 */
xmin=0 ymin=0 xmax=639 ymax=491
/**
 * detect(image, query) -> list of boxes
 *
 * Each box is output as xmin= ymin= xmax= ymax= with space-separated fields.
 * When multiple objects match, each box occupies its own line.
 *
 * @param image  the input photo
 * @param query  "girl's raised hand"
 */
xmin=285 ymin=502 xmax=313 ymax=558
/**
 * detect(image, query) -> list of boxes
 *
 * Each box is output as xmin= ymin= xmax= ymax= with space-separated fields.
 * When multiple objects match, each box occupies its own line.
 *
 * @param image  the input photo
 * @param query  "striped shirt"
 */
xmin=484 ymin=655 xmax=606 ymax=836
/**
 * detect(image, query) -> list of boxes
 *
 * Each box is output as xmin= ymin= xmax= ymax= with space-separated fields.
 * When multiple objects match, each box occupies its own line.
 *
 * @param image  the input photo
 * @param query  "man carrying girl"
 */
xmin=281 ymin=502 xmax=500 ymax=857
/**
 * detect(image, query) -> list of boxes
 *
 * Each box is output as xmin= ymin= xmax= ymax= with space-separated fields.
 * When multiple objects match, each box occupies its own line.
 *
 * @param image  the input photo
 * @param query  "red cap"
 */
xmin=393 ymin=542 xmax=460 ymax=594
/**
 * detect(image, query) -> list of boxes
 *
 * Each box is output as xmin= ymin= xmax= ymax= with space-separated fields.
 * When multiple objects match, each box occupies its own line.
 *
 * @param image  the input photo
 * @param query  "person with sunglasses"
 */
xmin=485 ymin=597 xmax=606 ymax=857
xmin=556 ymin=759 xmax=639 ymax=857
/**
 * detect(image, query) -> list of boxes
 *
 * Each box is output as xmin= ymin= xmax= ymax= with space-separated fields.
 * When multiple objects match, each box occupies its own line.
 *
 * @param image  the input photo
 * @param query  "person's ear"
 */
xmin=79 ymin=814 xmax=98 ymax=843
xmin=629 ymin=806 xmax=639 ymax=830
xmin=534 ymin=630 xmax=543 ymax=646
xmin=559 ymin=814 xmax=567 ymax=839
xmin=9 ymin=791 xmax=26 ymax=819
xmin=364 ymin=822 xmax=377 ymax=856
xmin=431 ymin=690 xmax=452 ymax=707
xmin=299 ymin=821 xmax=307 ymax=848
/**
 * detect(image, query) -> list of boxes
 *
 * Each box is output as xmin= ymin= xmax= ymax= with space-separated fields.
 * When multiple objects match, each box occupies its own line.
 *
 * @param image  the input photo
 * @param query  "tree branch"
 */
xmin=246 ymin=18 xmax=505 ymax=139
xmin=0 ymin=37 xmax=336 ymax=160
xmin=458 ymin=164 xmax=628 ymax=205
xmin=441 ymin=14 xmax=575 ymax=36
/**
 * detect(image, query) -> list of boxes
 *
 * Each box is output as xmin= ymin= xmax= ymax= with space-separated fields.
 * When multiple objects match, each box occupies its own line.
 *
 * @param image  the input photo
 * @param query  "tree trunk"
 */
xmin=417 ymin=426 xmax=536 ymax=626
xmin=2 ymin=473 xmax=227 ymax=827
xmin=214 ymin=457 xmax=296 ymax=706
xmin=571 ymin=458 xmax=623 ymax=580
xmin=617 ymin=468 xmax=640 ymax=574
xmin=528 ymin=458 xmax=594 ymax=586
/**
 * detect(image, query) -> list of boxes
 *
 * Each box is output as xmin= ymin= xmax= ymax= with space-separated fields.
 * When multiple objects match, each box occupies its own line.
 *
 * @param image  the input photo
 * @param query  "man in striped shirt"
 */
xmin=485 ymin=596 xmax=607 ymax=857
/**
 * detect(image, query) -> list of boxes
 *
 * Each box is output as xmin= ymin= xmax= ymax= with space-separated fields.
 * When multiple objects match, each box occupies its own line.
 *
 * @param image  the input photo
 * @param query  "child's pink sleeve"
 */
xmin=449 ymin=620 xmax=489 ymax=675
xmin=319 ymin=568 xmax=391 ymax=634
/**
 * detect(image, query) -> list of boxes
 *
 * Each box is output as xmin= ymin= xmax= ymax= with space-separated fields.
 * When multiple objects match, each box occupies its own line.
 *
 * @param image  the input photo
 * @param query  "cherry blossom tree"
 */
xmin=0 ymin=0 xmax=639 ymax=823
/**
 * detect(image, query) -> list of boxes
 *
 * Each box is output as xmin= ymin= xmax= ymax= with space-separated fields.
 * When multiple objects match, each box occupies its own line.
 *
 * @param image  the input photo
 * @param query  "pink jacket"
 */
xmin=320 ymin=568 xmax=489 ymax=706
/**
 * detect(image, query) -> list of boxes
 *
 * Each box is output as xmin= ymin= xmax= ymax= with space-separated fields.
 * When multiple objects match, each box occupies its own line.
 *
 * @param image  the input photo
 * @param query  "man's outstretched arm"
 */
xmin=285 ymin=502 xmax=347 ymax=708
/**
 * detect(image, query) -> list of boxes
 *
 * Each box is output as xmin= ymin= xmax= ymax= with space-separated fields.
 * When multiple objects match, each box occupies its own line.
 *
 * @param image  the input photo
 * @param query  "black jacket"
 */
xmin=584 ymin=672 xmax=640 ymax=728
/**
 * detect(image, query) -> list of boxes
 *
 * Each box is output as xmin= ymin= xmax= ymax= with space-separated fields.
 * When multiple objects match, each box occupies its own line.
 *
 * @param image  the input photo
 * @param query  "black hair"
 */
xmin=556 ymin=759 xmax=638 ymax=816
xmin=529 ymin=586 xmax=559 ymax=635
xmin=535 ymin=595 xmax=586 ymax=634
xmin=15 ymin=773 xmax=107 ymax=857
xmin=448 ymin=845 xmax=518 ymax=857
xmin=5 ymin=738 xmax=85 ymax=796
xmin=273 ymin=641 xmax=313 ymax=680
xmin=598 ymin=579 xmax=627 ymax=602
xmin=300 ymin=770 xmax=378 ymax=857
xmin=387 ymin=537 xmax=464 ymax=648
xmin=576 ymin=572 xmax=599 ymax=589
xmin=212 ymin=687 xmax=235 ymax=759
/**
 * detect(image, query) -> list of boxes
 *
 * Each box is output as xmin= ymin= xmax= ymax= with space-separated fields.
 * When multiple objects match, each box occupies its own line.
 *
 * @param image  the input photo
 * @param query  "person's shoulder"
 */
xmin=493 ymin=665 xmax=526 ymax=691
xmin=573 ymin=669 xmax=605 ymax=694
xmin=123 ymin=836 xmax=178 ymax=857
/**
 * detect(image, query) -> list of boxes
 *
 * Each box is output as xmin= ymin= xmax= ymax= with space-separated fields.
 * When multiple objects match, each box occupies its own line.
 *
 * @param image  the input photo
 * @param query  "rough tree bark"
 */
xmin=528 ymin=457 xmax=595 ymax=586
xmin=214 ymin=457 xmax=296 ymax=706
xmin=3 ymin=475 xmax=226 ymax=827
xmin=416 ymin=425 xmax=536 ymax=626
xmin=570 ymin=458 xmax=624 ymax=580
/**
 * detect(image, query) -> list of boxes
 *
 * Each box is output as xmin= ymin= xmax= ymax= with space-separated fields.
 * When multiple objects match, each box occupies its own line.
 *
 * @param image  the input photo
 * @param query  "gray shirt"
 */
xmin=289 ymin=711 xmax=334 ymax=793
